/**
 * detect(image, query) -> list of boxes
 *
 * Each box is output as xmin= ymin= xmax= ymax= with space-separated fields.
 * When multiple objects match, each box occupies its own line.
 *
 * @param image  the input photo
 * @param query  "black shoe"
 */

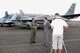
xmin=32 ymin=41 xmax=36 ymax=43
xmin=30 ymin=41 xmax=36 ymax=44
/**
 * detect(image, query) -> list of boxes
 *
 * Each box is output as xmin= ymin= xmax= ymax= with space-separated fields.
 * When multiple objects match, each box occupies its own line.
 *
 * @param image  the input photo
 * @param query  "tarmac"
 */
xmin=0 ymin=24 xmax=80 ymax=53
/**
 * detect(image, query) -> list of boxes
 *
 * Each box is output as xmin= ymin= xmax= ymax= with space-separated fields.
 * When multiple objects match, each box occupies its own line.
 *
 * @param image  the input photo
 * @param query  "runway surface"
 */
xmin=0 ymin=26 xmax=80 ymax=53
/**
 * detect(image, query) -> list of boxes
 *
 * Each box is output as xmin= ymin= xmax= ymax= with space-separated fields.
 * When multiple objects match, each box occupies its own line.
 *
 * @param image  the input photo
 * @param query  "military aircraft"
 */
xmin=0 ymin=11 xmax=17 ymax=27
xmin=15 ymin=3 xmax=80 ymax=28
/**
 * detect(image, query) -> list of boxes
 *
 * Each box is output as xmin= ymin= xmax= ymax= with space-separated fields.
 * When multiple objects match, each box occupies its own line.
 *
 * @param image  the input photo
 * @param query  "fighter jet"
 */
xmin=15 ymin=3 xmax=80 ymax=28
xmin=0 ymin=11 xmax=17 ymax=27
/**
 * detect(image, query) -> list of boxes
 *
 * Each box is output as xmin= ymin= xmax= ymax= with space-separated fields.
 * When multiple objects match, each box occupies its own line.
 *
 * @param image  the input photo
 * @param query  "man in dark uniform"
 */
xmin=30 ymin=18 xmax=37 ymax=44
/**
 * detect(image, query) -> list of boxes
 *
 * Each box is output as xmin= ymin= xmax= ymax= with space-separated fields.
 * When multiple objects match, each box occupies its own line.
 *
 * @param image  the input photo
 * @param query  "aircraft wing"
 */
xmin=61 ymin=14 xmax=80 ymax=19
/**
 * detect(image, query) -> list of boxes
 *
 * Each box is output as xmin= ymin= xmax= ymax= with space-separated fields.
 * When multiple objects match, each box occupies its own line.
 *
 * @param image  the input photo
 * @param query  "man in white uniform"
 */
xmin=51 ymin=13 xmax=68 ymax=53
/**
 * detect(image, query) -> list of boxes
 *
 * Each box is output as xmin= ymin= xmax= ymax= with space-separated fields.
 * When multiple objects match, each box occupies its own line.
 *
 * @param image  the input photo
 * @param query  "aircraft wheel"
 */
xmin=0 ymin=24 xmax=3 ymax=27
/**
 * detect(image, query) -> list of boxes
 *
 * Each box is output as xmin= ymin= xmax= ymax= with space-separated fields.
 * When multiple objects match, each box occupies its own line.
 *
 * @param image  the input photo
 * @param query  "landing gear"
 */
xmin=8 ymin=23 xmax=12 ymax=27
xmin=0 ymin=24 xmax=3 ymax=27
xmin=26 ymin=25 xmax=31 ymax=29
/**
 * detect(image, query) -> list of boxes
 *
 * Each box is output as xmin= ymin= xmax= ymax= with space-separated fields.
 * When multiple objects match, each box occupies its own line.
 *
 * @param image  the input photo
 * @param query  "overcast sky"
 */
xmin=0 ymin=0 xmax=80 ymax=18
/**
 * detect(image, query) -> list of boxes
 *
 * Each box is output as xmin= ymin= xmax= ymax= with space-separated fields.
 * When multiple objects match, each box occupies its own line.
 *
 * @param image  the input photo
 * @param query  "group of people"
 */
xmin=30 ymin=13 xmax=68 ymax=53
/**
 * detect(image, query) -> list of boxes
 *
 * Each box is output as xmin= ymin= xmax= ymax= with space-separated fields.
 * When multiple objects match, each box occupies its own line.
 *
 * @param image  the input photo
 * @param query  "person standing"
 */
xmin=30 ymin=18 xmax=37 ymax=44
xmin=43 ymin=17 xmax=51 ymax=47
xmin=51 ymin=13 xmax=68 ymax=53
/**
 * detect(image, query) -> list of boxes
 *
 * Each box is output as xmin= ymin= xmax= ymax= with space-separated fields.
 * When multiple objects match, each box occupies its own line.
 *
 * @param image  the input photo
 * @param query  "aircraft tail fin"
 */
xmin=19 ymin=10 xmax=24 ymax=16
xmin=65 ymin=3 xmax=76 ymax=15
